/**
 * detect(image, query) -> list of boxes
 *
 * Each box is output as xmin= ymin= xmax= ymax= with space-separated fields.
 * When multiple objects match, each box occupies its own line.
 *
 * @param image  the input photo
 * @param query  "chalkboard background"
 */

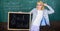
xmin=0 ymin=0 xmax=60 ymax=22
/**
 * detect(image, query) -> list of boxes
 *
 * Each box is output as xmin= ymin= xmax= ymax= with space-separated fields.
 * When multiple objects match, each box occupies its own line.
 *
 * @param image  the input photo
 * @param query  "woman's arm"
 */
xmin=44 ymin=4 xmax=55 ymax=14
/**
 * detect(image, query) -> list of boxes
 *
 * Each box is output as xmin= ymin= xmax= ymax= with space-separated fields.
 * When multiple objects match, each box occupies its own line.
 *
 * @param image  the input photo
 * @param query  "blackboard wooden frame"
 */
xmin=8 ymin=12 xmax=31 ymax=30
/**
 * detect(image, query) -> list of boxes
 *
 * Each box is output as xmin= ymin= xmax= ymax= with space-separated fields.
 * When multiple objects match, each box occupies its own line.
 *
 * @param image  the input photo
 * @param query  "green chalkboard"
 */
xmin=0 ymin=0 xmax=60 ymax=22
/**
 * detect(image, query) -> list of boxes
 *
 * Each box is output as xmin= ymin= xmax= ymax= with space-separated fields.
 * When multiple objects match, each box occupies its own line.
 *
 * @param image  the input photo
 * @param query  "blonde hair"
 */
xmin=37 ymin=1 xmax=44 ymax=10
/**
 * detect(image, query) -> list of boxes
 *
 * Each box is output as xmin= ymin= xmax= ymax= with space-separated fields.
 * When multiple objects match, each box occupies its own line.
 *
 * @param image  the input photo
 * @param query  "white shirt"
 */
xmin=32 ymin=10 xmax=43 ymax=26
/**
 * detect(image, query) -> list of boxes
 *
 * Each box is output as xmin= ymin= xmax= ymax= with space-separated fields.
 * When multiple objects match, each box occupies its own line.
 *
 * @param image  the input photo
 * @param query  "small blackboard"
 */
xmin=8 ymin=12 xmax=31 ymax=30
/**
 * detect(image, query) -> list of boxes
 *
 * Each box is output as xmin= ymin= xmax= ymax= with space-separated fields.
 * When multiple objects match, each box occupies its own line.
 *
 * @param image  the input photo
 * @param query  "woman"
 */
xmin=30 ymin=1 xmax=54 ymax=31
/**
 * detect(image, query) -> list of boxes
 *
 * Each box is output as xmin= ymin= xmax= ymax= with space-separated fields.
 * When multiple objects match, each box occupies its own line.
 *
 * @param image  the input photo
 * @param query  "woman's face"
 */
xmin=36 ymin=3 xmax=44 ymax=9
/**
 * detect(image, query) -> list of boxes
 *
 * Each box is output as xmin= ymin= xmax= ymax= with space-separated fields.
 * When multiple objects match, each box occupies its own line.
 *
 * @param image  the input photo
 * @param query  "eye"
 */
xmin=37 ymin=5 xmax=42 ymax=6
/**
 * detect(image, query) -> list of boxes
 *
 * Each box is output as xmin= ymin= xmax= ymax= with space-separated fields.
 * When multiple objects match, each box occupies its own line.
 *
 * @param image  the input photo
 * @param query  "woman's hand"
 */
xmin=44 ymin=3 xmax=48 ymax=6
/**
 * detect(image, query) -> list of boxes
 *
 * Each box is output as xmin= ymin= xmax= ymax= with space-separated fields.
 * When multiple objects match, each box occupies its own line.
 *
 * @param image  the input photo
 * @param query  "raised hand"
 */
xmin=44 ymin=3 xmax=48 ymax=6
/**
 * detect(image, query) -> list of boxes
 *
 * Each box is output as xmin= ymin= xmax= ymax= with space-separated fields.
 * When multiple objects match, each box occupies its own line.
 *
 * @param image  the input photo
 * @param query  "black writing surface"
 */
xmin=8 ymin=12 xmax=30 ymax=30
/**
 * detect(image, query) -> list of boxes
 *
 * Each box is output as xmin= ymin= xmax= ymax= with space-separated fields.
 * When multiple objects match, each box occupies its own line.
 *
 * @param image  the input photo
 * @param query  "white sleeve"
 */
xmin=46 ymin=5 xmax=55 ymax=14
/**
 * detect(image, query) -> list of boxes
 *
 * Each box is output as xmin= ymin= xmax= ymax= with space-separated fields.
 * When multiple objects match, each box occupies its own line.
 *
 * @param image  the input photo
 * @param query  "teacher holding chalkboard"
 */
xmin=30 ymin=1 xmax=54 ymax=31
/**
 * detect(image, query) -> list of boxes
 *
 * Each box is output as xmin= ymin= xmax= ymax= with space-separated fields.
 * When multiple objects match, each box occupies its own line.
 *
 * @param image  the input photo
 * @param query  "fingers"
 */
xmin=44 ymin=3 xmax=48 ymax=6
